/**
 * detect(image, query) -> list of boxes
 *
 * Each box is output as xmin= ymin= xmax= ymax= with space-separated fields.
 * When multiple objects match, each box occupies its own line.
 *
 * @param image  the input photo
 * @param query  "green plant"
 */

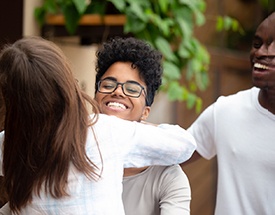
xmin=259 ymin=0 xmax=275 ymax=14
xmin=34 ymin=0 xmax=110 ymax=34
xmin=35 ymin=0 xmax=242 ymax=112
xmin=111 ymin=0 xmax=209 ymax=112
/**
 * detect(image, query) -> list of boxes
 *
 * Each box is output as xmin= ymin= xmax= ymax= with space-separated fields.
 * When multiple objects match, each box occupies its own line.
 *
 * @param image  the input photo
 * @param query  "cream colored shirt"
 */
xmin=123 ymin=165 xmax=191 ymax=215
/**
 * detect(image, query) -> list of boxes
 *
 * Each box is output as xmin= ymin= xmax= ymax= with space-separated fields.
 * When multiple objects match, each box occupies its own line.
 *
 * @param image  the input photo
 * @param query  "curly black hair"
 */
xmin=95 ymin=37 xmax=163 ymax=106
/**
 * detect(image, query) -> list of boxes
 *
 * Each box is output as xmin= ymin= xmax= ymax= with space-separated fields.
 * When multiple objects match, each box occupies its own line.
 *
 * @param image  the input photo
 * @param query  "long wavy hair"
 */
xmin=0 ymin=37 xmax=100 ymax=213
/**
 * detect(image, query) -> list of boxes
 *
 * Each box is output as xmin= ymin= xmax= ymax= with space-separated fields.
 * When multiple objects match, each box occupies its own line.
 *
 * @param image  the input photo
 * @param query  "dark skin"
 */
xmin=250 ymin=12 xmax=275 ymax=114
xmin=182 ymin=12 xmax=275 ymax=165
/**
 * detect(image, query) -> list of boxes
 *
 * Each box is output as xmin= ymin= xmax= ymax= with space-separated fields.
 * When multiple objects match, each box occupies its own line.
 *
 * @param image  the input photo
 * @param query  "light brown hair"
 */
xmin=0 ymin=37 xmax=100 ymax=213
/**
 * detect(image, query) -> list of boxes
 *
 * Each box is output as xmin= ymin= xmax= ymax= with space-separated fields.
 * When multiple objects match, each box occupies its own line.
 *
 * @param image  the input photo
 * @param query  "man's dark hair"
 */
xmin=95 ymin=37 xmax=163 ymax=106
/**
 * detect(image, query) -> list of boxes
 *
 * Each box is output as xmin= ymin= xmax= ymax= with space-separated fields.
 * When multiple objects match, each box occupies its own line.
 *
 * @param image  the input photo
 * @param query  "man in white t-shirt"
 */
xmin=185 ymin=12 xmax=275 ymax=215
xmin=94 ymin=37 xmax=192 ymax=215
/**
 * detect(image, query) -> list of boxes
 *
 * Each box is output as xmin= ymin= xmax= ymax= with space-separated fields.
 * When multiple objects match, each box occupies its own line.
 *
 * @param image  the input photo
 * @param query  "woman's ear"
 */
xmin=141 ymin=106 xmax=151 ymax=121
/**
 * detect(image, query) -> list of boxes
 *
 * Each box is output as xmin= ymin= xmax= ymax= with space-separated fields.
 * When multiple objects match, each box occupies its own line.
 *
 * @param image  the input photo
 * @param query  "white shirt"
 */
xmin=188 ymin=87 xmax=275 ymax=215
xmin=0 ymin=114 xmax=196 ymax=215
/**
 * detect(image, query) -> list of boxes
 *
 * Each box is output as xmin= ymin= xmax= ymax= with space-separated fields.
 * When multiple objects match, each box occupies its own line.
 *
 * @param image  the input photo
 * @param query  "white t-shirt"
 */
xmin=188 ymin=87 xmax=275 ymax=215
xmin=122 ymin=165 xmax=191 ymax=215
xmin=0 ymin=114 xmax=196 ymax=215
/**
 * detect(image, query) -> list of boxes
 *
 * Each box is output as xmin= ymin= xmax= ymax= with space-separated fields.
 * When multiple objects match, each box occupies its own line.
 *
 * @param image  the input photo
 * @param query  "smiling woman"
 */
xmin=95 ymin=61 xmax=150 ymax=122
xmin=94 ymin=37 xmax=193 ymax=215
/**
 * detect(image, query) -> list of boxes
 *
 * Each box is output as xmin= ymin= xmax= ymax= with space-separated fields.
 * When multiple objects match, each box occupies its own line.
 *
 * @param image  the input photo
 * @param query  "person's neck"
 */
xmin=123 ymin=167 xmax=149 ymax=177
xmin=258 ymin=89 xmax=275 ymax=114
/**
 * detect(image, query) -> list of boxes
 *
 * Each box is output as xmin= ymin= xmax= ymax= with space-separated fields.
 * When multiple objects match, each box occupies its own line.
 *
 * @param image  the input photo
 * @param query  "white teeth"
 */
xmin=254 ymin=63 xmax=269 ymax=70
xmin=107 ymin=102 xmax=126 ymax=109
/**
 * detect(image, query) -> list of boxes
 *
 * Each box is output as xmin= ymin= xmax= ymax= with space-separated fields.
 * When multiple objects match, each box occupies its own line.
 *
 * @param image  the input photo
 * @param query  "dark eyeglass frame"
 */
xmin=97 ymin=78 xmax=146 ymax=98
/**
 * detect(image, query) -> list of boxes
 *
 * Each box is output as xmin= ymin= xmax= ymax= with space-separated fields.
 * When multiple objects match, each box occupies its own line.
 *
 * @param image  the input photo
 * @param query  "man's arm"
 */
xmin=181 ymin=151 xmax=203 ymax=167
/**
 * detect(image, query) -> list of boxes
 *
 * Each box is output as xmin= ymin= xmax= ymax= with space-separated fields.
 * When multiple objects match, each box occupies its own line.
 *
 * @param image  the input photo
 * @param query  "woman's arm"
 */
xmin=159 ymin=165 xmax=191 ymax=215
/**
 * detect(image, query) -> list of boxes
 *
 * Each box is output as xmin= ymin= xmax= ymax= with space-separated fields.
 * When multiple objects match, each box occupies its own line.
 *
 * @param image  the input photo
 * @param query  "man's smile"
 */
xmin=254 ymin=62 xmax=270 ymax=70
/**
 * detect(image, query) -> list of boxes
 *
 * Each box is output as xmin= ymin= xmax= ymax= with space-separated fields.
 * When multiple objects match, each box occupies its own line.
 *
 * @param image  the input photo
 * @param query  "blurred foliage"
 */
xmin=35 ymin=0 xmax=242 ymax=112
xmin=259 ymin=0 xmax=275 ymax=14
xmin=222 ymin=0 xmax=274 ymax=51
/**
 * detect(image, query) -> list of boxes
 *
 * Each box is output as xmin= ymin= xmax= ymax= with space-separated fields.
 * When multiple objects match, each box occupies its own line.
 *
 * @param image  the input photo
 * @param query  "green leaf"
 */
xmin=72 ymin=0 xmax=87 ymax=14
xmin=188 ymin=81 xmax=197 ymax=92
xmin=178 ymin=41 xmax=191 ymax=58
xmin=160 ymin=18 xmax=174 ymax=36
xmin=34 ymin=0 xmax=58 ymax=24
xmin=160 ymin=76 xmax=168 ymax=89
xmin=167 ymin=82 xmax=185 ymax=101
xmin=63 ymin=4 xmax=81 ymax=34
xmin=194 ymin=10 xmax=205 ymax=26
xmin=186 ymin=92 xmax=197 ymax=109
xmin=178 ymin=0 xmax=194 ymax=8
xmin=199 ymin=71 xmax=210 ymax=90
xmin=158 ymin=0 xmax=169 ymax=13
xmin=195 ymin=0 xmax=206 ymax=11
xmin=163 ymin=61 xmax=181 ymax=80
xmin=195 ymin=97 xmax=203 ymax=113
xmin=155 ymin=37 xmax=178 ymax=62
xmin=85 ymin=1 xmax=107 ymax=14
xmin=216 ymin=16 xmax=223 ymax=31
xmin=176 ymin=16 xmax=192 ymax=39
xmin=224 ymin=16 xmax=233 ymax=30
xmin=34 ymin=7 xmax=46 ymax=26
xmin=44 ymin=0 xmax=58 ymax=13
xmin=198 ymin=45 xmax=210 ymax=64
xmin=124 ymin=13 xmax=146 ymax=33
xmin=186 ymin=60 xmax=194 ymax=81
xmin=107 ymin=0 xmax=126 ymax=11
xmin=215 ymin=16 xmax=244 ymax=34
xmin=146 ymin=13 xmax=172 ymax=36
xmin=129 ymin=1 xmax=146 ymax=21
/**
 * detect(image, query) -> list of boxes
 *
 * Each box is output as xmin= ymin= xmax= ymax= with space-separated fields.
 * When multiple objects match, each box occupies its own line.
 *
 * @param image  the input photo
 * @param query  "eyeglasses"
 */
xmin=97 ymin=78 xmax=146 ymax=98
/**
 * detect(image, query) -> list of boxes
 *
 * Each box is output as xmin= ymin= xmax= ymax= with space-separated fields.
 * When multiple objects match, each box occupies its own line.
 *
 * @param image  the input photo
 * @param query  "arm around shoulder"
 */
xmin=122 ymin=121 xmax=197 ymax=168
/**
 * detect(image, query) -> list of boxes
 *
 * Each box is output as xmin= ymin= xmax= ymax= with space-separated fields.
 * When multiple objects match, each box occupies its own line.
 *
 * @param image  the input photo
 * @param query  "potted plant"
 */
xmin=34 ymin=0 xmax=242 ymax=112
xmin=35 ymin=0 xmax=126 ymax=33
